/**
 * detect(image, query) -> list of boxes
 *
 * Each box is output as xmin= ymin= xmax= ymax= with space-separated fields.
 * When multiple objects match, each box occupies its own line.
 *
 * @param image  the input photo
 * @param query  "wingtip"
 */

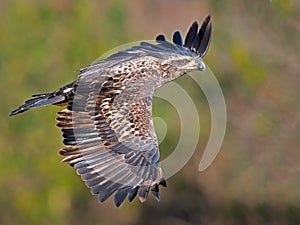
xmin=197 ymin=14 xmax=212 ymax=57
xmin=159 ymin=178 xmax=167 ymax=187
xmin=191 ymin=21 xmax=199 ymax=28
xmin=172 ymin=31 xmax=183 ymax=46
xmin=206 ymin=15 xmax=211 ymax=22
xmin=203 ymin=14 xmax=212 ymax=28
xmin=150 ymin=184 xmax=161 ymax=201
xmin=114 ymin=198 xmax=125 ymax=207
xmin=137 ymin=185 xmax=150 ymax=203
xmin=184 ymin=21 xmax=199 ymax=49
xmin=156 ymin=34 xmax=166 ymax=42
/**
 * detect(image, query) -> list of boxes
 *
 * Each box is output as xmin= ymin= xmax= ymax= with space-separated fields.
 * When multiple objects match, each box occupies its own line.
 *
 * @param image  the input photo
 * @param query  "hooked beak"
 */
xmin=179 ymin=59 xmax=206 ymax=71
xmin=197 ymin=60 xmax=206 ymax=71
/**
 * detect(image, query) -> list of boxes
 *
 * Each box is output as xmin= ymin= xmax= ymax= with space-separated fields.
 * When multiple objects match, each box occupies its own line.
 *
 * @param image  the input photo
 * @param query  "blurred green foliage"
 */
xmin=271 ymin=0 xmax=292 ymax=16
xmin=1 ymin=0 xmax=300 ymax=224
xmin=231 ymin=41 xmax=267 ymax=91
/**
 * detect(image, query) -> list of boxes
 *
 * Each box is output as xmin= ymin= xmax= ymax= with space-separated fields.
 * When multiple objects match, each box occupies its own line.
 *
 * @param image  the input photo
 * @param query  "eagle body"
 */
xmin=10 ymin=16 xmax=212 ymax=207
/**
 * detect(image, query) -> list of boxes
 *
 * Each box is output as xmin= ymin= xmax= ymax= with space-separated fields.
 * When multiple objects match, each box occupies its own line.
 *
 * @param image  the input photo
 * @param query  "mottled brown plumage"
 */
xmin=10 ymin=15 xmax=212 ymax=206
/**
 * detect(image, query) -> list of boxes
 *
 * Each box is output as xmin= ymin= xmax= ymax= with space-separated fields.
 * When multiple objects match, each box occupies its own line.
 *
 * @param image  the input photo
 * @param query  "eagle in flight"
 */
xmin=10 ymin=15 xmax=212 ymax=207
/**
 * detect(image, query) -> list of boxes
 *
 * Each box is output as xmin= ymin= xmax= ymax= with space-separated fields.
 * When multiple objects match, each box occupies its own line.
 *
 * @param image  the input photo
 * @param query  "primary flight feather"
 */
xmin=10 ymin=15 xmax=212 ymax=207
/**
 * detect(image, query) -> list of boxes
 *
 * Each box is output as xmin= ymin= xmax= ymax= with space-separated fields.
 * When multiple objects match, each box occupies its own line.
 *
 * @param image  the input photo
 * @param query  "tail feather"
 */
xmin=9 ymin=93 xmax=66 ymax=116
xmin=10 ymin=81 xmax=77 ymax=116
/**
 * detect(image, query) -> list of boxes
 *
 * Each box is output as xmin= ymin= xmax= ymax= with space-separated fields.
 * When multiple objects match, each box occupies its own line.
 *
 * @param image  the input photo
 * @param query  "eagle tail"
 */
xmin=9 ymin=82 xmax=76 ymax=116
xmin=9 ymin=93 xmax=66 ymax=116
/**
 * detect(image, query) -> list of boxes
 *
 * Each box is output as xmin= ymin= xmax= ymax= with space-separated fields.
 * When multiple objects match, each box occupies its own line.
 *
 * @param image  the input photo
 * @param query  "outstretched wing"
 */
xmin=57 ymin=66 xmax=166 ymax=207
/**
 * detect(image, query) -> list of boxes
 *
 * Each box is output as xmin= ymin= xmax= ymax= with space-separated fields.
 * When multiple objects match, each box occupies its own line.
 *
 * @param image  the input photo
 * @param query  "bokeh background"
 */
xmin=1 ymin=0 xmax=300 ymax=224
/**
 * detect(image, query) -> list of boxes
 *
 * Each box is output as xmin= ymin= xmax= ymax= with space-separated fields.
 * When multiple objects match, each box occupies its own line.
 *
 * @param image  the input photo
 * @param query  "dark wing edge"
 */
xmin=184 ymin=15 xmax=212 ymax=57
xmin=156 ymin=34 xmax=166 ymax=41
xmin=172 ymin=31 xmax=183 ymax=45
xmin=155 ymin=15 xmax=212 ymax=57
xmin=195 ymin=15 xmax=212 ymax=57
xmin=184 ymin=21 xmax=198 ymax=49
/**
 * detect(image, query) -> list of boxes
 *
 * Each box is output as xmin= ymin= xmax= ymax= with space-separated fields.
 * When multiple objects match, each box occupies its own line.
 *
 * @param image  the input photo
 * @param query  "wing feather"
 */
xmin=184 ymin=21 xmax=198 ymax=49
xmin=172 ymin=31 xmax=183 ymax=45
xmin=114 ymin=186 xmax=132 ymax=207
xmin=56 ymin=68 xmax=165 ymax=206
xmin=195 ymin=15 xmax=212 ymax=57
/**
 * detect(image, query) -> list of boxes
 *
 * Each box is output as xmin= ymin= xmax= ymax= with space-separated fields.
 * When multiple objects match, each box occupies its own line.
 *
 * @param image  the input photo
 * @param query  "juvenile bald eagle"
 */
xmin=10 ymin=15 xmax=212 ymax=207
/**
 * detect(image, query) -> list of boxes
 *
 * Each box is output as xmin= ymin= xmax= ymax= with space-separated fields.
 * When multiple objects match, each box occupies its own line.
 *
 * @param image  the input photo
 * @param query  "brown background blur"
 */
xmin=1 ymin=0 xmax=300 ymax=224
